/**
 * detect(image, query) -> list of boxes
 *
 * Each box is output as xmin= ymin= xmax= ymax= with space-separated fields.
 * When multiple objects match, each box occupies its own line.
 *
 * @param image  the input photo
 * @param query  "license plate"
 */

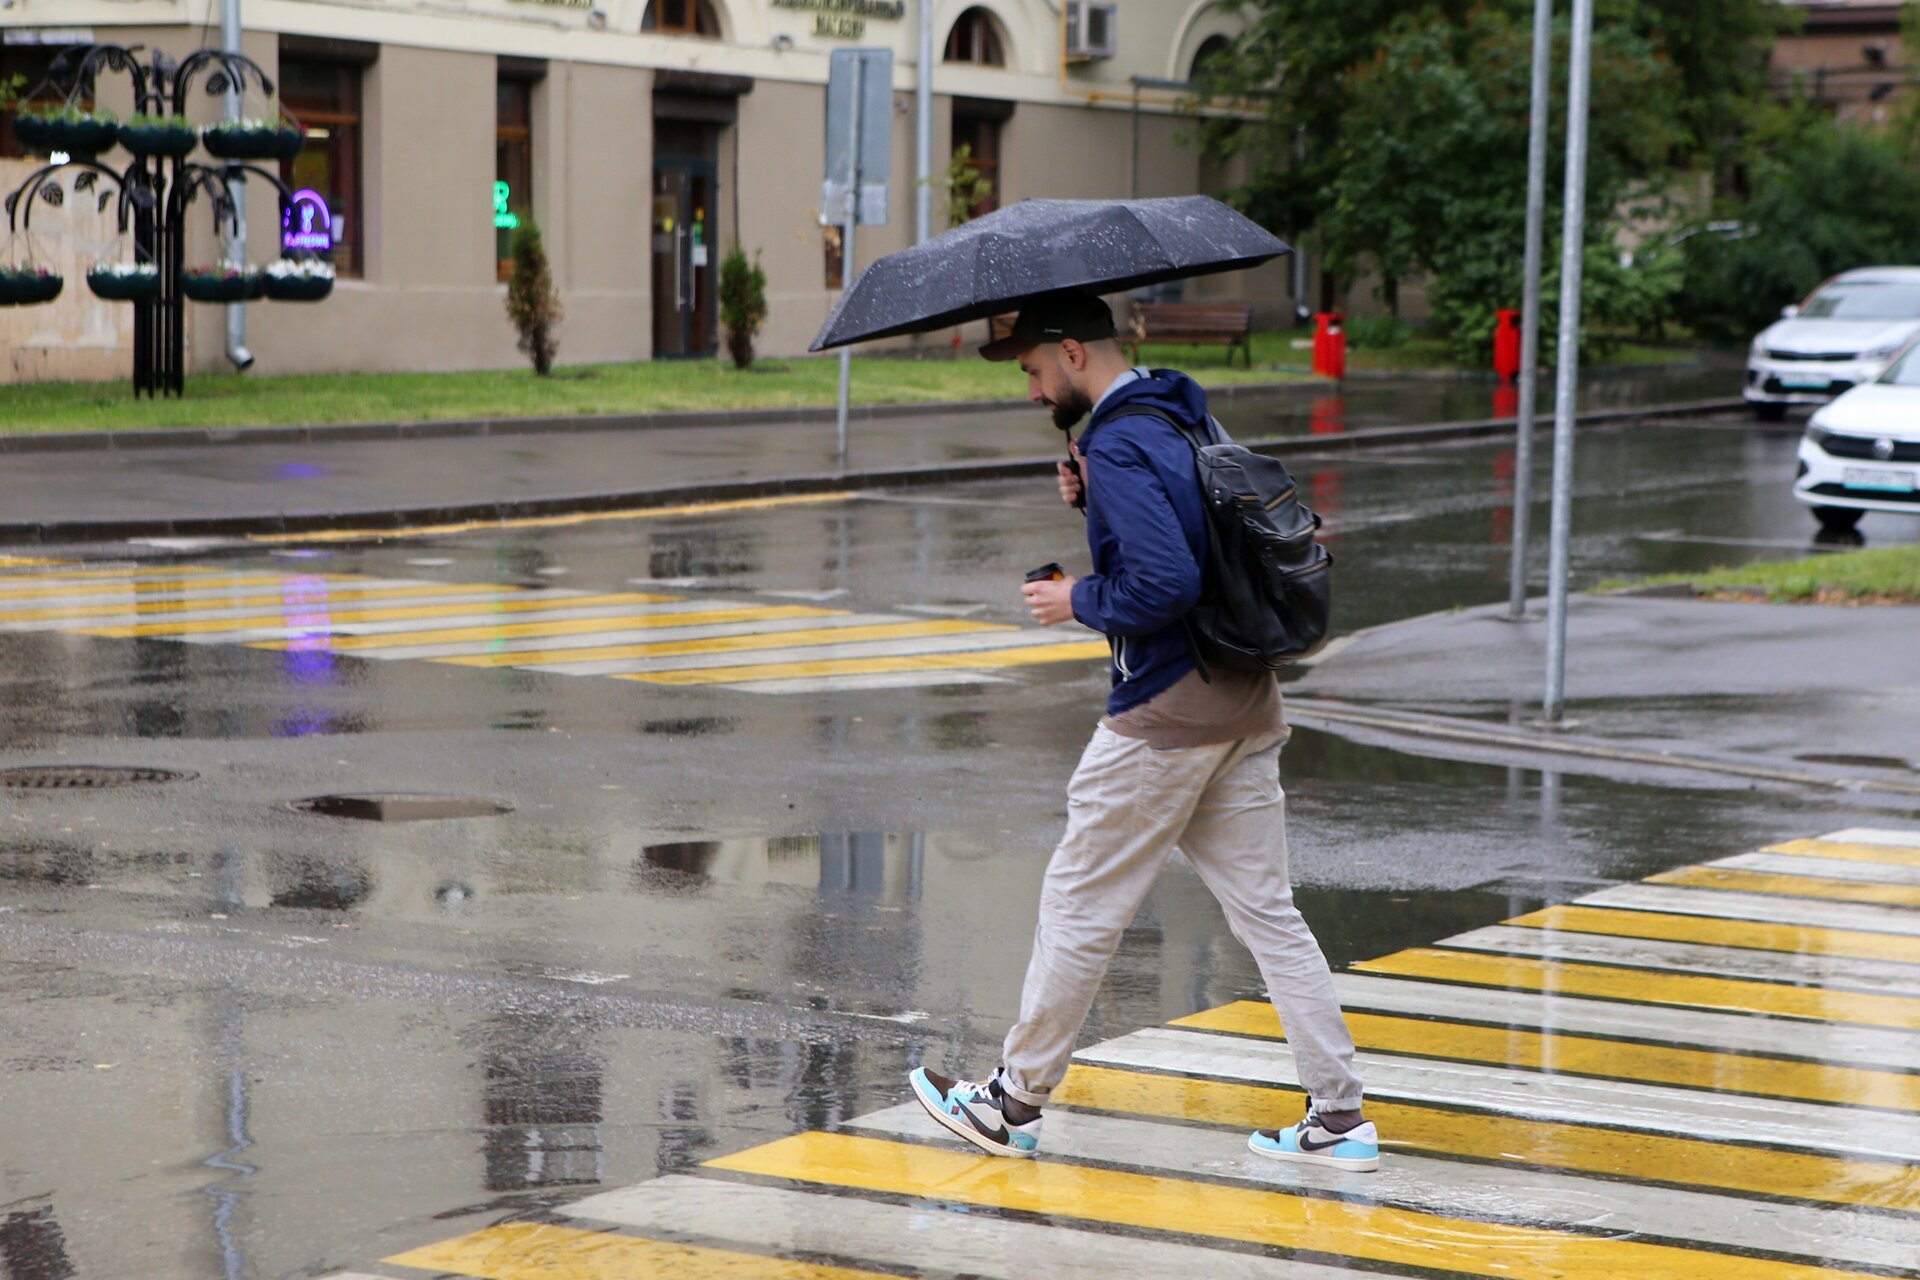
xmin=1780 ymin=375 xmax=1832 ymax=390
xmin=1843 ymin=467 xmax=1916 ymax=493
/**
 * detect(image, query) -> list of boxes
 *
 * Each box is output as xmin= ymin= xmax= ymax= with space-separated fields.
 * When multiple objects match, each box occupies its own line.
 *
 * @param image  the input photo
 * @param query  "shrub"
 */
xmin=1343 ymin=314 xmax=1412 ymax=349
xmin=505 ymin=220 xmax=562 ymax=376
xmin=718 ymin=243 xmax=768 ymax=370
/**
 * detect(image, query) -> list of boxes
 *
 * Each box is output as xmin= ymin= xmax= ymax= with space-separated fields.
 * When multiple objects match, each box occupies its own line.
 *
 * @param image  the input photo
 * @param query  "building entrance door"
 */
xmin=651 ymin=124 xmax=718 ymax=358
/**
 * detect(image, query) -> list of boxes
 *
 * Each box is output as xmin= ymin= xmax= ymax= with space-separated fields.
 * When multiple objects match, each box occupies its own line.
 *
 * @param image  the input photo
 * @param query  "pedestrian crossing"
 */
xmin=341 ymin=828 xmax=1920 ymax=1278
xmin=0 ymin=559 xmax=1107 ymax=695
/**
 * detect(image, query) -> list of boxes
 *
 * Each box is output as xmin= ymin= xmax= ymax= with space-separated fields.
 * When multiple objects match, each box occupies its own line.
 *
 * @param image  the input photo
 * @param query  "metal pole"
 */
xmin=222 ymin=0 xmax=253 ymax=371
xmin=915 ymin=0 xmax=933 ymax=244
xmin=1508 ymin=0 xmax=1550 ymax=618
xmin=1543 ymin=0 xmax=1594 ymax=723
xmin=836 ymin=57 xmax=864 ymax=463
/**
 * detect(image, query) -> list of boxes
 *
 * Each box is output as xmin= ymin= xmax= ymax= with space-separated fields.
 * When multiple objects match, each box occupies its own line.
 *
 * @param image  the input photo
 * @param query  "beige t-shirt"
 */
xmin=1102 ymin=666 xmax=1288 ymax=750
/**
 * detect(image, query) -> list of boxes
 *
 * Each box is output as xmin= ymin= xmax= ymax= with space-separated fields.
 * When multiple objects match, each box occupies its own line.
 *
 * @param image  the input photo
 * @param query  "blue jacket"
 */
xmin=1068 ymin=370 xmax=1211 ymax=716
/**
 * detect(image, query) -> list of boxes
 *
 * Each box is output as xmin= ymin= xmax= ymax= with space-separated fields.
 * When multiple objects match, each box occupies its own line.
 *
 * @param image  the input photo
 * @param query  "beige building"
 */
xmin=1 ymin=1 xmax=1282 ymax=382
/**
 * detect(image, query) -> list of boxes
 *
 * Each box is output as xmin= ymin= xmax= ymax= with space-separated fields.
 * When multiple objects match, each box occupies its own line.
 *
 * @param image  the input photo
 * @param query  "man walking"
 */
xmin=908 ymin=291 xmax=1377 ymax=1171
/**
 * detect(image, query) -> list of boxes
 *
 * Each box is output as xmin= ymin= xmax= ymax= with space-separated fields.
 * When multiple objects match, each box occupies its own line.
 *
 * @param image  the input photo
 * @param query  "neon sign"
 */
xmin=282 ymin=189 xmax=333 ymax=253
xmin=493 ymin=180 xmax=521 ymax=231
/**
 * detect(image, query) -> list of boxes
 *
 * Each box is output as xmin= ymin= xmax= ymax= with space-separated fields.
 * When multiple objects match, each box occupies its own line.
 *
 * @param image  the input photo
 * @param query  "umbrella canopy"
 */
xmin=809 ymin=195 xmax=1290 ymax=352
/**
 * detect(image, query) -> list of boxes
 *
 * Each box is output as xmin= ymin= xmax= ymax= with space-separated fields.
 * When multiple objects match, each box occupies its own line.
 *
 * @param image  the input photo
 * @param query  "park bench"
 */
xmin=1125 ymin=302 xmax=1254 ymax=367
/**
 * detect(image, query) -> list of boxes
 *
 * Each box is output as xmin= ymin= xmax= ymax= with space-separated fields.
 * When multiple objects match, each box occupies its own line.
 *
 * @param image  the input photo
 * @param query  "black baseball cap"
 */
xmin=979 ymin=291 xmax=1118 ymax=361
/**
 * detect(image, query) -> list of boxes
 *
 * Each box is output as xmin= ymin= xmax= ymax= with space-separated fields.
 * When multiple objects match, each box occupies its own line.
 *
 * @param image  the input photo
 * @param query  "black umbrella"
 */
xmin=809 ymin=195 xmax=1290 ymax=351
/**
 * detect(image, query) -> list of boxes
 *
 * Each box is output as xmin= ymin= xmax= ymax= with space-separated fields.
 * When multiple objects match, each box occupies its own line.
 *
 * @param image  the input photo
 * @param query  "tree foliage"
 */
xmin=505 ymin=220 xmax=562 ymax=376
xmin=719 ymin=242 xmax=769 ymax=370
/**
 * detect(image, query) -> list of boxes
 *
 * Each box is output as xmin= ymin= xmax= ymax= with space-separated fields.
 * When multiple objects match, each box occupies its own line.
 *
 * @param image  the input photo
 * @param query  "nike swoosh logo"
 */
xmin=956 ymin=1100 xmax=1010 ymax=1144
xmin=1297 ymin=1131 xmax=1347 ymax=1152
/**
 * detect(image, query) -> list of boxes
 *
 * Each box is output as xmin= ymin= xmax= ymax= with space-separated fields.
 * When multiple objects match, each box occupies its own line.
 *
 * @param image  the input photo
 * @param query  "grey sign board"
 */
xmin=822 ymin=47 xmax=893 ymax=227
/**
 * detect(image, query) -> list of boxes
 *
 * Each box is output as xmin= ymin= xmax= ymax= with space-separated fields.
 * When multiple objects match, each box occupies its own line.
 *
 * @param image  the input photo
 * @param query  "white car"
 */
xmin=1795 ymin=339 xmax=1920 ymax=531
xmin=1746 ymin=266 xmax=1920 ymax=420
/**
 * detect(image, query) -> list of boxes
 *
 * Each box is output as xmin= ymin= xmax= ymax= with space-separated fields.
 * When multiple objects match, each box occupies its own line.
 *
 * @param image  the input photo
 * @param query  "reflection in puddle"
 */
xmin=0 ymin=1201 xmax=76 ymax=1280
xmin=480 ymin=1016 xmax=605 ymax=1192
xmin=268 ymin=855 xmax=373 ymax=911
xmin=638 ymin=833 xmax=924 ymax=907
xmin=0 ymin=839 xmax=95 ymax=888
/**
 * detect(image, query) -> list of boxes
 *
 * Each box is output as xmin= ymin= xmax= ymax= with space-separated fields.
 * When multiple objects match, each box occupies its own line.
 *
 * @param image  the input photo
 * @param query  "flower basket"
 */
xmin=118 ymin=121 xmax=199 ymax=159
xmin=264 ymin=274 xmax=333 ymax=302
xmin=0 ymin=269 xmax=64 ymax=306
xmin=203 ymin=124 xmax=307 ymax=162
xmin=12 ymin=113 xmax=119 ymax=158
xmin=86 ymin=266 xmax=162 ymax=302
xmin=180 ymin=268 xmax=262 ymax=303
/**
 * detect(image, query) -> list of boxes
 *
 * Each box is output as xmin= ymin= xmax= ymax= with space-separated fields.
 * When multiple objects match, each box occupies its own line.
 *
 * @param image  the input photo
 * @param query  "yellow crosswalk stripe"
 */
xmin=0 ymin=582 xmax=536 ymax=626
xmin=384 ymin=1221 xmax=899 ymax=1279
xmin=0 ymin=563 xmax=224 ymax=585
xmin=1173 ymin=1002 xmax=1920 ymax=1110
xmin=247 ymin=604 xmax=842 ymax=651
xmin=1509 ymin=903 xmax=1920 ymax=966
xmin=1651 ymin=865 xmax=1920 ymax=909
xmin=77 ymin=592 xmax=682 ymax=638
xmin=1352 ymin=948 xmax=1920 ymax=1028
xmin=618 ymin=641 xmax=1111 ymax=685
xmin=1052 ymin=1063 xmax=1920 ymax=1213
xmin=0 ymin=571 xmax=350 ymax=602
xmin=433 ymin=619 xmax=1011 ymax=667
xmin=0 ymin=556 xmax=67 ymax=568
xmin=1767 ymin=838 xmax=1920 ymax=869
xmin=255 ymin=491 xmax=861 ymax=544
xmin=706 ymin=1131 xmax=1882 ymax=1280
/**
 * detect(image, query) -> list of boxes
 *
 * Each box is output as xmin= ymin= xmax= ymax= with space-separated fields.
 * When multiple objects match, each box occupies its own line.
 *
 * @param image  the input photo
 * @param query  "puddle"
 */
xmin=638 ymin=832 xmax=923 ymax=906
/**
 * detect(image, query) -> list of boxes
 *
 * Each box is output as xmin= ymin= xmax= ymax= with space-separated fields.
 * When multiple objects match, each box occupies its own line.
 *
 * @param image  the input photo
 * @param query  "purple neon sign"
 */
xmin=282 ymin=189 xmax=333 ymax=253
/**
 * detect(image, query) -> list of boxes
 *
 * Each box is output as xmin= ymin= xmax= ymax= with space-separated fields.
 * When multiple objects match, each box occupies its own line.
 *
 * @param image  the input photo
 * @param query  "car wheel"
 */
xmin=1753 ymin=401 xmax=1788 ymax=422
xmin=1813 ymin=505 xmax=1863 ymax=532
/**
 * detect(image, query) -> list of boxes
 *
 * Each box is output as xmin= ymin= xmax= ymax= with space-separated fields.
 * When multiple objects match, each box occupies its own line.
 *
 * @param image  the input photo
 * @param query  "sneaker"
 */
xmin=909 ymin=1066 xmax=1042 ymax=1158
xmin=1248 ymin=1110 xmax=1380 ymax=1171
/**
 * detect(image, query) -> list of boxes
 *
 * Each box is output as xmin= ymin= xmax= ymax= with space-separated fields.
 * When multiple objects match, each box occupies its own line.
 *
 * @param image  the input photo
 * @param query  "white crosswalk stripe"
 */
xmin=1714 ymin=850 xmax=1920 ymax=887
xmin=1579 ymin=882 xmax=1920 ymax=936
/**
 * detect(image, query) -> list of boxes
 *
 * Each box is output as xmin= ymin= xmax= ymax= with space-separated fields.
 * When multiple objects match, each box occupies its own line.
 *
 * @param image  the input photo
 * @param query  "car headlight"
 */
xmin=1861 ymin=343 xmax=1904 ymax=363
xmin=1804 ymin=423 xmax=1831 ymax=449
xmin=1749 ymin=334 xmax=1767 ymax=358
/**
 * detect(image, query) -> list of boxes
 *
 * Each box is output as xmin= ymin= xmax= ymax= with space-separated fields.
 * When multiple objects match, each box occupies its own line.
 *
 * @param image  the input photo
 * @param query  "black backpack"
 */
xmin=1123 ymin=402 xmax=1333 ymax=677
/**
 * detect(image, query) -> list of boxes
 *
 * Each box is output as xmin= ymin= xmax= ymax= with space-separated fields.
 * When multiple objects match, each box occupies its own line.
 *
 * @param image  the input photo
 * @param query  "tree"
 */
xmin=504 ymin=220 xmax=562 ymax=376
xmin=719 ymin=243 xmax=768 ymax=370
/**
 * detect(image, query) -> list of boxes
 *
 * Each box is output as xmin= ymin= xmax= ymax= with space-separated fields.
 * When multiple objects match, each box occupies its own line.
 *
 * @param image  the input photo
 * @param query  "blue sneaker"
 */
xmin=1248 ymin=1110 xmax=1379 ymax=1172
xmin=909 ymin=1066 xmax=1042 ymax=1158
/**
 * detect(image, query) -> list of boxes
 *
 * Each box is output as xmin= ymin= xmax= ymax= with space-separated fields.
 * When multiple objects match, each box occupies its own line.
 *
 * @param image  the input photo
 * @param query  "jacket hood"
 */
xmin=1086 ymin=369 xmax=1212 ymax=438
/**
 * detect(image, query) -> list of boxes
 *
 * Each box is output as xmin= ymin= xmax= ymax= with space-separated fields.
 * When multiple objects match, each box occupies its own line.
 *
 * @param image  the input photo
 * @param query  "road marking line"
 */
xmin=1441 ymin=924 xmax=1920 ymax=996
xmin=1717 ymin=850 xmax=1920 ymax=887
xmin=0 ymin=572 xmax=372 ymax=604
xmin=1077 ymin=1026 xmax=1920 ymax=1162
xmin=345 ymin=613 xmax=909 ymax=663
xmin=728 ymin=671 xmax=1019 ymax=693
xmin=194 ymin=596 xmax=736 ymax=644
xmin=1508 ymin=903 xmax=1920 ymax=967
xmin=383 ymin=1220 xmax=896 ymax=1279
xmin=578 ymin=629 xmax=1078 ymax=677
xmin=75 ymin=593 xmax=694 ymax=639
xmin=0 ymin=584 xmax=534 ymax=627
xmin=843 ymin=1099 xmax=1920 ymax=1271
xmin=1577 ymin=884 xmax=1920 ymax=937
xmin=567 ymin=1175 xmax=1365 ymax=1280
xmin=1352 ymin=948 xmax=1920 ymax=1028
xmin=1820 ymin=828 xmax=1920 ymax=852
xmin=618 ymin=640 xmax=1110 ymax=685
xmin=704 ymin=1131 xmax=1884 ymax=1280
xmin=247 ymin=605 xmax=841 ymax=651
xmin=253 ymin=491 xmax=862 ymax=544
xmin=0 ymin=563 xmax=231 ymax=589
xmin=1332 ymin=973 xmax=1920 ymax=1070
xmin=1048 ymin=1063 xmax=1920 ymax=1215
xmin=1650 ymin=865 xmax=1920 ymax=909
xmin=432 ymin=619 xmax=1008 ymax=668
xmin=1772 ymin=837 xmax=1920 ymax=868
xmin=1175 ymin=1001 xmax=1920 ymax=1109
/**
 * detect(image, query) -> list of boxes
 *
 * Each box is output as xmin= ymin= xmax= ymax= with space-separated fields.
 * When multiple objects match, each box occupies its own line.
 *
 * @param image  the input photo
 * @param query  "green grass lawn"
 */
xmin=0 ymin=335 xmax=1311 ymax=436
xmin=1598 ymin=543 xmax=1920 ymax=604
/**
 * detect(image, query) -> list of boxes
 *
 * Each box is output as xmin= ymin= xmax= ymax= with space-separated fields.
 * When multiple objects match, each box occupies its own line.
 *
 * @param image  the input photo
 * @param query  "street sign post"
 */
xmin=823 ymin=48 xmax=894 ymax=462
xmin=1509 ymin=0 xmax=1551 ymax=620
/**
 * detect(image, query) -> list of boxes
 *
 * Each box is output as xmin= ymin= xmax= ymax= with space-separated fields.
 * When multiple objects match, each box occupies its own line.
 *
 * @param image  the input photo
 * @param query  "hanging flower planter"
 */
xmin=202 ymin=118 xmax=307 ymax=162
xmin=263 ymin=257 xmax=334 ymax=302
xmin=11 ymin=109 xmax=120 ymax=158
xmin=118 ymin=115 xmax=200 ymax=159
xmin=86 ymin=262 xmax=162 ymax=302
xmin=180 ymin=263 xmax=262 ymax=303
xmin=0 ymin=266 xmax=65 ymax=306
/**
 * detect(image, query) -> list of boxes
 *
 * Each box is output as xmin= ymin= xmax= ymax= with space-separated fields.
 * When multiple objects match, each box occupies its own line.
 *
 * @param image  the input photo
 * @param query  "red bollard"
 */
xmin=1493 ymin=308 xmax=1522 ymax=382
xmin=1312 ymin=312 xmax=1346 ymax=380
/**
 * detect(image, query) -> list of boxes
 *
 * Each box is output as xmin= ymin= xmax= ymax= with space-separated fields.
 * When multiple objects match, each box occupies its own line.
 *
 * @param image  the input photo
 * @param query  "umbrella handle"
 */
xmin=1065 ymin=440 xmax=1086 ymax=514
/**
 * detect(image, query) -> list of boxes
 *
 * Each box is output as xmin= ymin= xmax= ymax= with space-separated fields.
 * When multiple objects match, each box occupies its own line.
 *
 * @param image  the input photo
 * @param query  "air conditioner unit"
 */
xmin=1065 ymin=1 xmax=1117 ymax=61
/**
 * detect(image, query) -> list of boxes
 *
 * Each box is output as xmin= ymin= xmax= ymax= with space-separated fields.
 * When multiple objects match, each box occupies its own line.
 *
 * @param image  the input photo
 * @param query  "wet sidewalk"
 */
xmin=1288 ymin=595 xmax=1920 ymax=801
xmin=0 ymin=361 xmax=1742 ymax=542
xmin=330 ymin=824 xmax=1920 ymax=1279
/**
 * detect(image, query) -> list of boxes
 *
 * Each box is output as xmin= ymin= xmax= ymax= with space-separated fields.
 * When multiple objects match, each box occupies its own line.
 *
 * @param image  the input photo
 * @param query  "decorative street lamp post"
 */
xmin=2 ymin=43 xmax=327 ymax=397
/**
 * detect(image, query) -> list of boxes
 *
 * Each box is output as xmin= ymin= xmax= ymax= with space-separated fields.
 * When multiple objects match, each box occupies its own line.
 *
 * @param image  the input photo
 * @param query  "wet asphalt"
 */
xmin=3 ymin=411 xmax=1917 ymax=1277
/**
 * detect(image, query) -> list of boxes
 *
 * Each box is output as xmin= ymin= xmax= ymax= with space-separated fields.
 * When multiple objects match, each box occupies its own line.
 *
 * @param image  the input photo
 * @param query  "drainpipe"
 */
xmin=222 ymin=0 xmax=254 ymax=371
xmin=915 ymin=0 xmax=932 ymax=244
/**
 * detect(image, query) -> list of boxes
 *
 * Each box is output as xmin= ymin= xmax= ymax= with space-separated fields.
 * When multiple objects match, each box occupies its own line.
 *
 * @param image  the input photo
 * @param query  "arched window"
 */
xmin=1190 ymin=34 xmax=1232 ymax=81
xmin=642 ymin=0 xmax=722 ymax=38
xmin=944 ymin=8 xmax=1007 ymax=66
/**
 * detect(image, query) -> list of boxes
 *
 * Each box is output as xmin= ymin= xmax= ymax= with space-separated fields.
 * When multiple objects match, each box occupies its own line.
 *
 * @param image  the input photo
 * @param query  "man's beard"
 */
xmin=1050 ymin=386 xmax=1094 ymax=431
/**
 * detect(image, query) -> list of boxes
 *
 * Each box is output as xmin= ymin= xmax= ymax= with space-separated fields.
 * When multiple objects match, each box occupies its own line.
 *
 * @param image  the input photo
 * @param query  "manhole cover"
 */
xmin=1794 ymin=753 xmax=1915 ymax=772
xmin=289 ymin=793 xmax=513 ymax=822
xmin=0 ymin=766 xmax=197 ymax=789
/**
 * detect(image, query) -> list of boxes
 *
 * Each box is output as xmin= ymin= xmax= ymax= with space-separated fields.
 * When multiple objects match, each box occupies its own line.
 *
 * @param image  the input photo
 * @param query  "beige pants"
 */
xmin=1000 ymin=725 xmax=1365 ymax=1112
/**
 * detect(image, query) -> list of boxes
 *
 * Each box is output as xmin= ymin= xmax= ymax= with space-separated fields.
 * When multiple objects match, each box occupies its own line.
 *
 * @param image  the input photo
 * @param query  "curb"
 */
xmin=0 ymin=397 xmax=1746 ymax=544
